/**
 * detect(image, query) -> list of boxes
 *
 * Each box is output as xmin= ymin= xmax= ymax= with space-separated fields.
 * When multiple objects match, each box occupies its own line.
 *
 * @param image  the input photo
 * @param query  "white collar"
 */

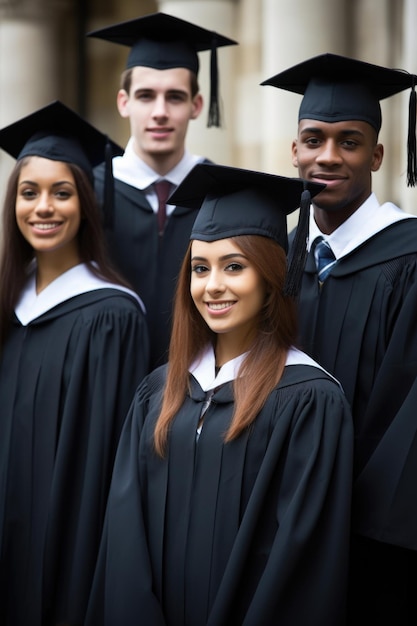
xmin=308 ymin=193 xmax=416 ymax=258
xmin=189 ymin=345 xmax=336 ymax=391
xmin=112 ymin=139 xmax=203 ymax=191
xmin=15 ymin=262 xmax=145 ymax=325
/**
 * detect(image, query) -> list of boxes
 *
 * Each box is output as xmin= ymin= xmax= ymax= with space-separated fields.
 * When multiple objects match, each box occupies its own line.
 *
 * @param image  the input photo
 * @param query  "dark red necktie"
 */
xmin=154 ymin=180 xmax=172 ymax=235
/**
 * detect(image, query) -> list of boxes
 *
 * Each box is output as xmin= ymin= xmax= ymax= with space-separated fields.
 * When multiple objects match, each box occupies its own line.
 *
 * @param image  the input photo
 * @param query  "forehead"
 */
xmin=130 ymin=65 xmax=193 ymax=94
xmin=298 ymin=118 xmax=376 ymax=137
xmin=18 ymin=156 xmax=74 ymax=180
xmin=191 ymin=238 xmax=243 ymax=258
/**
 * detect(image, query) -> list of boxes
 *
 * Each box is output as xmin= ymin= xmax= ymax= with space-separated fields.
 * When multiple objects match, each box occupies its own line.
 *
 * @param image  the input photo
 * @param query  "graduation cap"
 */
xmin=0 ymin=100 xmax=123 ymax=227
xmin=261 ymin=53 xmax=417 ymax=186
xmin=87 ymin=12 xmax=237 ymax=128
xmin=169 ymin=163 xmax=325 ymax=297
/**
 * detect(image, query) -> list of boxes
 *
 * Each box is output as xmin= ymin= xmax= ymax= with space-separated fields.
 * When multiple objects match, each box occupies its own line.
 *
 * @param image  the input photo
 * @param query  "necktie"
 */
xmin=154 ymin=179 xmax=172 ymax=235
xmin=314 ymin=237 xmax=337 ymax=283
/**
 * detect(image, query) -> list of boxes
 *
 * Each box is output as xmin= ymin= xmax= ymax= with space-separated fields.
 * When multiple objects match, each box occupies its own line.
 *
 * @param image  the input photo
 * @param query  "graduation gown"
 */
xmin=86 ymin=357 xmax=353 ymax=626
xmin=95 ymin=160 xmax=211 ymax=370
xmin=297 ymin=218 xmax=417 ymax=477
xmin=0 ymin=271 xmax=149 ymax=625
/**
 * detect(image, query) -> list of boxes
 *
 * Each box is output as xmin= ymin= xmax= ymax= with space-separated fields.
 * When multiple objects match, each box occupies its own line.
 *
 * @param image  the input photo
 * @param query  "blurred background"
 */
xmin=1 ymin=0 xmax=416 ymax=226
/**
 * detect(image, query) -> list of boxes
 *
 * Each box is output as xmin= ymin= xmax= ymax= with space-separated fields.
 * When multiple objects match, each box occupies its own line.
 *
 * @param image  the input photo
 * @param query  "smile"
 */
xmin=31 ymin=222 xmax=62 ymax=230
xmin=207 ymin=302 xmax=235 ymax=310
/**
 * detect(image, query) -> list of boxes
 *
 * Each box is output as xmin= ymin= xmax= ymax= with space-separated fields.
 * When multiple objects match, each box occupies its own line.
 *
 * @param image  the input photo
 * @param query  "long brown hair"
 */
xmin=154 ymin=235 xmax=298 ymax=456
xmin=0 ymin=157 xmax=131 ymax=348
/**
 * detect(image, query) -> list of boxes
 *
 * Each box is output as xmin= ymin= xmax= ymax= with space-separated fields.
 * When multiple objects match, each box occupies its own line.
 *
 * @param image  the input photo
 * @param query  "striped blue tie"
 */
xmin=314 ymin=237 xmax=337 ymax=283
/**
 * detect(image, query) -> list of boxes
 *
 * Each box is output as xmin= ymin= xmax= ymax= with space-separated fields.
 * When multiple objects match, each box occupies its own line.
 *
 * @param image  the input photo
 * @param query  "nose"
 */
xmin=152 ymin=94 xmax=168 ymax=120
xmin=316 ymin=139 xmax=343 ymax=166
xmin=205 ymin=269 xmax=226 ymax=295
xmin=34 ymin=191 xmax=53 ymax=215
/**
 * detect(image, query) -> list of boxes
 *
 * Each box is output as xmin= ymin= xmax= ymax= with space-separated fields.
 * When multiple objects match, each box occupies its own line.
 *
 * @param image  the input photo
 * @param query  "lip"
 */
xmin=29 ymin=221 xmax=63 ymax=234
xmin=205 ymin=301 xmax=236 ymax=315
xmin=148 ymin=127 xmax=173 ymax=139
xmin=311 ymin=173 xmax=347 ymax=187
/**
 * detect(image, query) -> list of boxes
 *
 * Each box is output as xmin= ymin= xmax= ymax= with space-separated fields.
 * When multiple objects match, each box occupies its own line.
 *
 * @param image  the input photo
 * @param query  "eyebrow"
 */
xmin=134 ymin=87 xmax=188 ymax=97
xmin=299 ymin=125 xmax=366 ymax=138
xmin=191 ymin=253 xmax=248 ymax=262
xmin=18 ymin=180 xmax=76 ymax=188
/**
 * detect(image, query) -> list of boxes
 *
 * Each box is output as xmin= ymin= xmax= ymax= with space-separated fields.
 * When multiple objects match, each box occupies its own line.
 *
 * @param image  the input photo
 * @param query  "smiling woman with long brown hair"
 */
xmin=87 ymin=164 xmax=353 ymax=626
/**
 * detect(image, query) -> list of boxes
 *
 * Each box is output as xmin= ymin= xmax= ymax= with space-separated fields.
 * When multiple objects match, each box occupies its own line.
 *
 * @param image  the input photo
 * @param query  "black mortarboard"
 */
xmin=261 ymin=53 xmax=417 ymax=186
xmin=0 ymin=100 xmax=123 ymax=227
xmin=87 ymin=12 xmax=237 ymax=128
xmin=169 ymin=163 xmax=325 ymax=296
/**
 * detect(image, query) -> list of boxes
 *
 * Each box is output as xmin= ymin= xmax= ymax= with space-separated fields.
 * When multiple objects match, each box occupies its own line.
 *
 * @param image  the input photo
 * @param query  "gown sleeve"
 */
xmin=85 ymin=376 xmax=167 ymax=626
xmin=42 ymin=294 xmax=151 ymax=623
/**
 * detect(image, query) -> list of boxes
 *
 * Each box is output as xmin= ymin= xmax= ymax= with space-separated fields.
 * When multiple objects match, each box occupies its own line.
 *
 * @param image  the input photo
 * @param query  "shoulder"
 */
xmin=137 ymin=364 xmax=168 ymax=399
xmin=46 ymin=289 xmax=146 ymax=325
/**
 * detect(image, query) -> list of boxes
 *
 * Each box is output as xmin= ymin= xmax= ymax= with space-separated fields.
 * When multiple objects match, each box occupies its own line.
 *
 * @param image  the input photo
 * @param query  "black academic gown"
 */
xmin=296 ymin=219 xmax=417 ymax=624
xmin=95 ymin=160 xmax=211 ymax=370
xmin=297 ymin=219 xmax=417 ymax=476
xmin=0 ymin=289 xmax=149 ymax=626
xmin=86 ymin=363 xmax=353 ymax=626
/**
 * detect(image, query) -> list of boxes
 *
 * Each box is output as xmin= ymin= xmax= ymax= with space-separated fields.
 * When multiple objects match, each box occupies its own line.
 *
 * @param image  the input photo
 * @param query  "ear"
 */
xmin=371 ymin=142 xmax=384 ymax=172
xmin=190 ymin=93 xmax=204 ymax=120
xmin=117 ymin=89 xmax=130 ymax=119
xmin=291 ymin=139 xmax=299 ymax=168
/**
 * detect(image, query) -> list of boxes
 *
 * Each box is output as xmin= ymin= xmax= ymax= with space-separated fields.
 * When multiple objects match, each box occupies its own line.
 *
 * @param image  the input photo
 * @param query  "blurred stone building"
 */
xmin=1 ymin=0 xmax=416 ymax=220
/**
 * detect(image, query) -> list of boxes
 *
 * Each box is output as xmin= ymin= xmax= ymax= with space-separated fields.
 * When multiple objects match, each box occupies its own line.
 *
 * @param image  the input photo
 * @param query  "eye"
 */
xmin=55 ymin=189 xmax=72 ymax=200
xmin=191 ymin=264 xmax=209 ymax=274
xmin=168 ymin=92 xmax=187 ymax=103
xmin=225 ymin=262 xmax=245 ymax=272
xmin=20 ymin=188 xmax=37 ymax=200
xmin=304 ymin=136 xmax=322 ymax=147
xmin=135 ymin=91 xmax=153 ymax=101
xmin=341 ymin=139 xmax=358 ymax=149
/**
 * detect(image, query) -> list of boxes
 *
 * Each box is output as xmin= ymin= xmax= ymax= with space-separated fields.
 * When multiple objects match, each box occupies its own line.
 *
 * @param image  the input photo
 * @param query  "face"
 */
xmin=16 ymin=156 xmax=81 ymax=264
xmin=117 ymin=66 xmax=203 ymax=172
xmin=292 ymin=119 xmax=384 ymax=220
xmin=190 ymin=238 xmax=267 ymax=354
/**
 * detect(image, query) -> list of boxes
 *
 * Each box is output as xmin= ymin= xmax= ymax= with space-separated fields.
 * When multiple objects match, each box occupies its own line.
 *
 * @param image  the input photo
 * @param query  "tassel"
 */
xmin=207 ymin=35 xmax=221 ymax=128
xmin=284 ymin=188 xmax=311 ymax=297
xmin=407 ymin=78 xmax=417 ymax=187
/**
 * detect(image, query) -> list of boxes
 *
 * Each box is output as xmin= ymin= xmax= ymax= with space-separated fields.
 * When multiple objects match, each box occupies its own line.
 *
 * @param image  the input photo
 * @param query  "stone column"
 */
xmin=259 ymin=0 xmax=348 ymax=229
xmin=0 ymin=0 xmax=75 ymax=204
xmin=157 ymin=0 xmax=238 ymax=166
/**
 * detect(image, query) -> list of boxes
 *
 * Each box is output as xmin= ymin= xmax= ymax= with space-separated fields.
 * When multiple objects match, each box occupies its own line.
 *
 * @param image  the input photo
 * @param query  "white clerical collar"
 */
xmin=15 ymin=262 xmax=145 ymax=325
xmin=308 ymin=193 xmax=416 ymax=259
xmin=189 ymin=345 xmax=336 ymax=391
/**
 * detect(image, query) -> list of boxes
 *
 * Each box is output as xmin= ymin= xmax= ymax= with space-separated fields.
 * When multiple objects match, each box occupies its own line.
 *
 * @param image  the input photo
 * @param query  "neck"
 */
xmin=214 ymin=332 xmax=254 ymax=368
xmin=35 ymin=252 xmax=81 ymax=294
xmin=134 ymin=143 xmax=185 ymax=176
xmin=312 ymin=192 xmax=372 ymax=234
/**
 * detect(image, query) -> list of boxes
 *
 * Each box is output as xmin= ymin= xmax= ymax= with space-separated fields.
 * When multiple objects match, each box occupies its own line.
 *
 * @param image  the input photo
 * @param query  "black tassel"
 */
xmin=284 ymin=188 xmax=311 ymax=298
xmin=103 ymin=139 xmax=114 ymax=229
xmin=407 ymin=77 xmax=416 ymax=187
xmin=207 ymin=35 xmax=221 ymax=128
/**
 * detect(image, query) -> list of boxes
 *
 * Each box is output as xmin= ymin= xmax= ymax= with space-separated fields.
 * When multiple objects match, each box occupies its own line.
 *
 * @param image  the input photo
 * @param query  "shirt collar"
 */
xmin=112 ymin=138 xmax=203 ymax=191
xmin=308 ymin=193 xmax=415 ymax=259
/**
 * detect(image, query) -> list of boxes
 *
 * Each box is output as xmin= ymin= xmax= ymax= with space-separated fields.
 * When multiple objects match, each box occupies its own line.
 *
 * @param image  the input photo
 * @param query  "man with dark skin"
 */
xmin=262 ymin=53 xmax=417 ymax=625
